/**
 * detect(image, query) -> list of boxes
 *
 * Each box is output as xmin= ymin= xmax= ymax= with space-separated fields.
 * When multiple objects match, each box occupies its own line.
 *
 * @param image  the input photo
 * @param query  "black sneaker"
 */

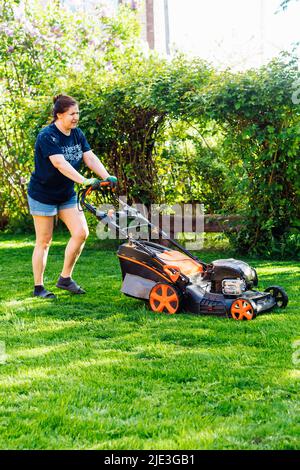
xmin=56 ymin=277 xmax=86 ymax=294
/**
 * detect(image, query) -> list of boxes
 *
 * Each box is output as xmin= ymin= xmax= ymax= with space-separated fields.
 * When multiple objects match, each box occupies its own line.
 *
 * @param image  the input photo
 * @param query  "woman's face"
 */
xmin=57 ymin=105 xmax=79 ymax=130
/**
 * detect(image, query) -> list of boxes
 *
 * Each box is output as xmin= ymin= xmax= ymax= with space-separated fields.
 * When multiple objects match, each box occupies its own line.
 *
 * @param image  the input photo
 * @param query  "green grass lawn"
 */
xmin=0 ymin=232 xmax=299 ymax=450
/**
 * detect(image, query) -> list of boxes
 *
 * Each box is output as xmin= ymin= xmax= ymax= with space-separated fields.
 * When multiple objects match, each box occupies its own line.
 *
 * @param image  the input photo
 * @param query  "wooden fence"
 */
xmin=157 ymin=213 xmax=243 ymax=239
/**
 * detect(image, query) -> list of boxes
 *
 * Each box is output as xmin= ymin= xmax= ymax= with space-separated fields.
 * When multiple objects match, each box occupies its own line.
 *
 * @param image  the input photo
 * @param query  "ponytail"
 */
xmin=51 ymin=94 xmax=78 ymax=123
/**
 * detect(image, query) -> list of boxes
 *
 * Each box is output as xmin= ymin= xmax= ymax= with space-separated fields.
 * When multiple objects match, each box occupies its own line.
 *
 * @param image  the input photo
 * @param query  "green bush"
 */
xmin=1 ymin=1 xmax=299 ymax=259
xmin=199 ymin=58 xmax=300 ymax=257
xmin=66 ymin=54 xmax=211 ymax=206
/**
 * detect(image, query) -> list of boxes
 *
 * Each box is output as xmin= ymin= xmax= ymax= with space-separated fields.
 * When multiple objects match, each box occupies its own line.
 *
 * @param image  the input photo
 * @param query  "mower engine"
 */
xmin=206 ymin=258 xmax=258 ymax=294
xmin=222 ymin=279 xmax=247 ymax=296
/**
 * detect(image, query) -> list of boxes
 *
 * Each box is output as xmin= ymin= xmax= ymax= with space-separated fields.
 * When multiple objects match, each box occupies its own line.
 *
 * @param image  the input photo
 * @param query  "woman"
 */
xmin=27 ymin=94 xmax=117 ymax=298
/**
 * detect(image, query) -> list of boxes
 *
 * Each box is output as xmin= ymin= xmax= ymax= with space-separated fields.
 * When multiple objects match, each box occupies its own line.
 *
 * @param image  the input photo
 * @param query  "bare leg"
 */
xmin=32 ymin=215 xmax=54 ymax=285
xmin=58 ymin=206 xmax=89 ymax=278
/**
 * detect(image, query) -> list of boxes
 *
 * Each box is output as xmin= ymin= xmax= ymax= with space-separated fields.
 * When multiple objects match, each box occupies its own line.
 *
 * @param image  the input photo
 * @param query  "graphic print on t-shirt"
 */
xmin=61 ymin=144 xmax=82 ymax=164
xmin=28 ymin=124 xmax=91 ymax=204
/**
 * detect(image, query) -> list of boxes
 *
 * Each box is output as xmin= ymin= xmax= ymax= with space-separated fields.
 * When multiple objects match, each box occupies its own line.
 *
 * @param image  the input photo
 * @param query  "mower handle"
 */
xmin=78 ymin=182 xmax=208 ymax=270
xmin=78 ymin=179 xmax=117 ymax=216
xmin=86 ymin=180 xmax=112 ymax=193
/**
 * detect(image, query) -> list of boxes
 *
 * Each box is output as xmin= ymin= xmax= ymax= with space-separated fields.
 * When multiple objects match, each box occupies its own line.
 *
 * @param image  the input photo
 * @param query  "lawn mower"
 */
xmin=78 ymin=181 xmax=288 ymax=320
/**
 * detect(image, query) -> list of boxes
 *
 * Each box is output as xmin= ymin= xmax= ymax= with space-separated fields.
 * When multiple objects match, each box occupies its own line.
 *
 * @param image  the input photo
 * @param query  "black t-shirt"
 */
xmin=28 ymin=123 xmax=91 ymax=204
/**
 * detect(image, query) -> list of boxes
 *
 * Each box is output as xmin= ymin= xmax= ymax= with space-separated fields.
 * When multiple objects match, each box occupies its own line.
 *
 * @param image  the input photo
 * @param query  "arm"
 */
xmin=83 ymin=150 xmax=110 ymax=179
xmin=49 ymin=154 xmax=85 ymax=184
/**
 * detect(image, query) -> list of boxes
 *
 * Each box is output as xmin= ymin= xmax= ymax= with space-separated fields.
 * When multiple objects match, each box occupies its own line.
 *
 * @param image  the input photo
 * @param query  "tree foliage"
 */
xmin=199 ymin=58 xmax=300 ymax=255
xmin=0 ymin=1 xmax=299 ymax=257
xmin=0 ymin=0 xmax=142 ymax=223
xmin=68 ymin=54 xmax=211 ymax=205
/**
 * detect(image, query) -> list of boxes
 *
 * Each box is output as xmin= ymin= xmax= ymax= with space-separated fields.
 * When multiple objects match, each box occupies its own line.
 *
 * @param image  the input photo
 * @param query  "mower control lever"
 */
xmin=163 ymin=265 xmax=181 ymax=283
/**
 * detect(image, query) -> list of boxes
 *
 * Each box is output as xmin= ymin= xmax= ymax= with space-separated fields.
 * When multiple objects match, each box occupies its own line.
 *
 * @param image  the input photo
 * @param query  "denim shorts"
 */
xmin=27 ymin=194 xmax=78 ymax=216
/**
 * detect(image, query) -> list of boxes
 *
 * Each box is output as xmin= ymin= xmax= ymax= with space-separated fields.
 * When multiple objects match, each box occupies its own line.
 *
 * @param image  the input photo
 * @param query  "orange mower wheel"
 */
xmin=230 ymin=298 xmax=257 ymax=321
xmin=149 ymin=283 xmax=180 ymax=314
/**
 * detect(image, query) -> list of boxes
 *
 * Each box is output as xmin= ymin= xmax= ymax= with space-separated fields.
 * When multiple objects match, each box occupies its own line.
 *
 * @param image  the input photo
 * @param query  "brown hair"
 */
xmin=51 ymin=94 xmax=78 ymax=122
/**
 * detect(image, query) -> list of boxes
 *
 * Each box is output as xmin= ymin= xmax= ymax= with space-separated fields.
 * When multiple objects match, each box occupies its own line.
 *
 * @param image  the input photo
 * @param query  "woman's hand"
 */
xmin=104 ymin=175 xmax=118 ymax=189
xmin=82 ymin=177 xmax=99 ymax=187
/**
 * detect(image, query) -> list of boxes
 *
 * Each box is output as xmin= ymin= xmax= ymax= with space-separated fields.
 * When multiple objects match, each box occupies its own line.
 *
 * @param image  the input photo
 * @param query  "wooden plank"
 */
xmin=155 ymin=214 xmax=243 ymax=239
